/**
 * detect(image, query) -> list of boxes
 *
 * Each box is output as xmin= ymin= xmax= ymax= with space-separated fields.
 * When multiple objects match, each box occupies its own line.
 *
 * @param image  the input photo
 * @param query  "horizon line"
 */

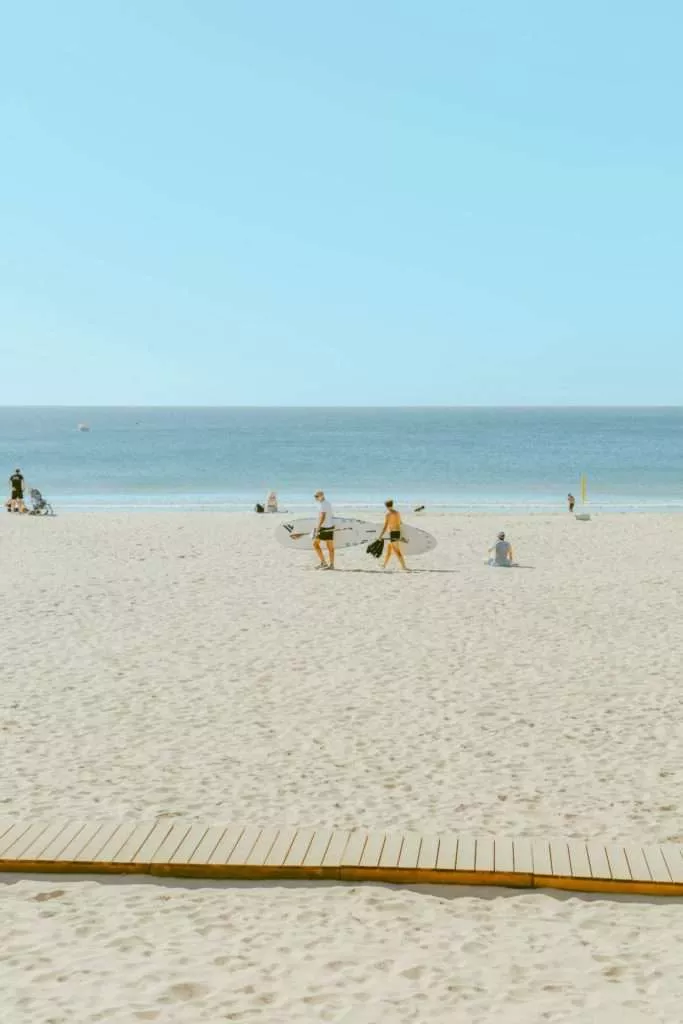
xmin=1 ymin=404 xmax=682 ymax=411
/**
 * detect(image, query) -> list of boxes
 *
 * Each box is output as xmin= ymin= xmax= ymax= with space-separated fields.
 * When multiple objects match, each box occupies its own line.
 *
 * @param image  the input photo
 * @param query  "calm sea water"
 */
xmin=1 ymin=407 xmax=682 ymax=512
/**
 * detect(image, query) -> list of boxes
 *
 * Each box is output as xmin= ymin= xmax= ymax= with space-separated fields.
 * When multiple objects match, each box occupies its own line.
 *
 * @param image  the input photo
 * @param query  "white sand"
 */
xmin=3 ymin=510 xmax=683 ymax=1021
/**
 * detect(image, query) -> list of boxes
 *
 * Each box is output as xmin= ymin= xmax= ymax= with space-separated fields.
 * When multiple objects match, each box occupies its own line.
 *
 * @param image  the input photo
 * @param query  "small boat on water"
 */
xmin=77 ymin=423 xmax=91 ymax=432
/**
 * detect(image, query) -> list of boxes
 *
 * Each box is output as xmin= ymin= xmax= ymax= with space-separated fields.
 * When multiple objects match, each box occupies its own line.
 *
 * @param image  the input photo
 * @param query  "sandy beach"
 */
xmin=3 ymin=510 xmax=683 ymax=1020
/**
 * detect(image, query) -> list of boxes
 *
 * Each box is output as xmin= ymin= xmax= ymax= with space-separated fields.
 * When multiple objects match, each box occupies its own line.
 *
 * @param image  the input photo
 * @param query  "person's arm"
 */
xmin=318 ymin=507 xmax=327 ymax=528
xmin=378 ymin=513 xmax=390 ymax=539
xmin=509 ymin=546 xmax=516 ymax=562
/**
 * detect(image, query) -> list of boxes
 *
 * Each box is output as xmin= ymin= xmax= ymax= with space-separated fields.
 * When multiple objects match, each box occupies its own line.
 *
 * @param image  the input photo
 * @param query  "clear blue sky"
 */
xmin=1 ymin=1 xmax=681 ymax=405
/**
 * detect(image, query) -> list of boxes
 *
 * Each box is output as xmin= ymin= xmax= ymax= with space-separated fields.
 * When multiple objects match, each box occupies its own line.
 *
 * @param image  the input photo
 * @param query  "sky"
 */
xmin=1 ymin=1 xmax=682 ymax=406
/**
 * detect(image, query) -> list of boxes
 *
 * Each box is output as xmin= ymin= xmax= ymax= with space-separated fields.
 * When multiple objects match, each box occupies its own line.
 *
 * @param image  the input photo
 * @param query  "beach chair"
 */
xmin=29 ymin=488 xmax=55 ymax=516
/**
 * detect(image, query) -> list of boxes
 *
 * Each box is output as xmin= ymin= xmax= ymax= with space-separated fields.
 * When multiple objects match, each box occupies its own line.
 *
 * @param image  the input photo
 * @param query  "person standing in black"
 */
xmin=9 ymin=468 xmax=26 ymax=513
xmin=567 ymin=493 xmax=576 ymax=513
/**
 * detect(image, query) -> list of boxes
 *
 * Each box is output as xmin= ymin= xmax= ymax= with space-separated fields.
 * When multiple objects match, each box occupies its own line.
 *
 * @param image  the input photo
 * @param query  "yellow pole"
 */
xmin=581 ymin=474 xmax=587 ymax=504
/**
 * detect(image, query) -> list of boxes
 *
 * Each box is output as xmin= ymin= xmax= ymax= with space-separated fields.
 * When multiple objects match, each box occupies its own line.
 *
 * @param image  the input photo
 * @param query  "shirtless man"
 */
xmin=378 ymin=499 xmax=407 ymax=570
xmin=312 ymin=490 xmax=335 ymax=570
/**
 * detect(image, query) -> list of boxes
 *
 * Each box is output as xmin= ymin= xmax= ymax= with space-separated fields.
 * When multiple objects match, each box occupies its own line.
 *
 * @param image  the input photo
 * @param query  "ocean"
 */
xmin=1 ymin=407 xmax=682 ymax=512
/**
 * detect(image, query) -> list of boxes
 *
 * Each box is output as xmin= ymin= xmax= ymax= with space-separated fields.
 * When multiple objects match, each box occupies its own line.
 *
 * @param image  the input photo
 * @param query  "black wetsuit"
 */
xmin=10 ymin=473 xmax=24 ymax=500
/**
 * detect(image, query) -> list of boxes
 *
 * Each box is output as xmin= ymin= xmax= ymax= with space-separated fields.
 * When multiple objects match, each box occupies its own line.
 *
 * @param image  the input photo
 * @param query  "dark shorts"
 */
xmin=11 ymin=488 xmax=23 ymax=501
xmin=317 ymin=527 xmax=335 ymax=542
xmin=389 ymin=531 xmax=402 ymax=542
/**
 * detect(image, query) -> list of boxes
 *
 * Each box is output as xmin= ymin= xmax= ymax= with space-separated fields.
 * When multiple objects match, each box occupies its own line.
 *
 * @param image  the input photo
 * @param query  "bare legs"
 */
xmin=383 ymin=541 xmax=407 ymax=570
xmin=313 ymin=539 xmax=335 ymax=568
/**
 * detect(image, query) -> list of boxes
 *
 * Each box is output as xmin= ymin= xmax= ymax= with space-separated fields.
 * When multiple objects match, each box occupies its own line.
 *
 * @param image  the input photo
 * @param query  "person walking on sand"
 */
xmin=9 ymin=468 xmax=26 ymax=513
xmin=312 ymin=490 xmax=335 ymax=570
xmin=488 ymin=531 xmax=516 ymax=567
xmin=378 ymin=500 xmax=408 ymax=570
xmin=568 ymin=493 xmax=576 ymax=513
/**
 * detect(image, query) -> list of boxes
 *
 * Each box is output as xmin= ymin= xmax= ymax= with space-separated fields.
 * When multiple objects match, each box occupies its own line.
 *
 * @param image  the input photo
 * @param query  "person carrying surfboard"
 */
xmin=313 ymin=490 xmax=335 ymax=570
xmin=378 ymin=500 xmax=408 ymax=571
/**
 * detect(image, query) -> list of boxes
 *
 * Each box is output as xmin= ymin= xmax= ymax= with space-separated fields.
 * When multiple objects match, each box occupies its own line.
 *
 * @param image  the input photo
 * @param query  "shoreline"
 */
xmin=14 ymin=501 xmax=683 ymax=515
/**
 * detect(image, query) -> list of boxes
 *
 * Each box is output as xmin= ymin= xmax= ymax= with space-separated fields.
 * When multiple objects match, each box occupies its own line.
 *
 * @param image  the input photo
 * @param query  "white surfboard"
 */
xmin=276 ymin=516 xmax=378 ymax=551
xmin=376 ymin=522 xmax=437 ymax=556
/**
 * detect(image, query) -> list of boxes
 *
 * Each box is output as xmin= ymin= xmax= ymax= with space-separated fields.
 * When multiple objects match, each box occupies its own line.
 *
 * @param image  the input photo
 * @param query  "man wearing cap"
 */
xmin=488 ymin=531 xmax=516 ymax=567
xmin=313 ymin=490 xmax=335 ymax=570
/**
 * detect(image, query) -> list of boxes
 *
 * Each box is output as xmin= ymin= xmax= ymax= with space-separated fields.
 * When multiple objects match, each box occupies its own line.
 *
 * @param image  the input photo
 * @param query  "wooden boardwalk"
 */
xmin=1 ymin=820 xmax=682 ymax=896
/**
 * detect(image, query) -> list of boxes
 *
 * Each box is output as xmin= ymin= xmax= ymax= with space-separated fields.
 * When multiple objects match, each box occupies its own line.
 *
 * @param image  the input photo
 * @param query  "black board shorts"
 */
xmin=389 ymin=530 xmax=402 ymax=542
xmin=317 ymin=527 xmax=335 ymax=542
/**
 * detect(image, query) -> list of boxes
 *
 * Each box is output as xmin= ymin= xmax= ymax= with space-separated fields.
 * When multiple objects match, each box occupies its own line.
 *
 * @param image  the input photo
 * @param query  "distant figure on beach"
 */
xmin=9 ymin=468 xmax=26 ymax=513
xmin=568 ymin=493 xmax=576 ymax=513
xmin=488 ymin=531 xmax=517 ymax=567
xmin=378 ymin=500 xmax=408 ymax=570
xmin=265 ymin=491 xmax=278 ymax=513
xmin=313 ymin=490 xmax=335 ymax=570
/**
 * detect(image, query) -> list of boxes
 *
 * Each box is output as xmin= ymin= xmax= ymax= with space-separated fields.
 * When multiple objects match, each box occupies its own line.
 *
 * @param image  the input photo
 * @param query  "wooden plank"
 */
xmin=549 ymin=839 xmax=572 ymax=878
xmin=359 ymin=831 xmax=386 ymax=868
xmin=261 ymin=826 xmax=297 ymax=866
xmin=455 ymin=835 xmax=476 ymax=871
xmin=0 ymin=823 xmax=32 ymax=858
xmin=22 ymin=819 xmax=71 ymax=860
xmin=245 ymin=827 xmax=281 ymax=866
xmin=205 ymin=825 xmax=245 ymax=865
xmin=531 ymin=838 xmax=552 ymax=876
xmin=1 ymin=822 xmax=51 ymax=860
xmin=0 ymin=819 xmax=16 ymax=843
xmin=436 ymin=833 xmax=459 ymax=871
xmin=169 ymin=825 xmax=209 ymax=864
xmin=303 ymin=829 xmax=334 ymax=867
xmin=5 ymin=820 xmax=681 ymax=895
xmin=60 ymin=822 xmax=107 ymax=862
xmin=379 ymin=832 xmax=404 ymax=869
xmin=417 ymin=833 xmax=439 ymax=870
xmin=340 ymin=829 xmax=368 ymax=867
xmin=111 ymin=823 xmax=157 ymax=864
xmin=398 ymin=831 xmax=422 ymax=870
xmin=36 ymin=821 xmax=88 ymax=861
xmin=660 ymin=845 xmax=683 ymax=884
xmin=85 ymin=823 xmax=124 ymax=862
xmin=475 ymin=836 xmax=494 ymax=872
xmin=188 ymin=826 xmax=228 ymax=864
xmin=322 ymin=830 xmax=351 ymax=867
xmin=512 ymin=838 xmax=533 ymax=874
xmin=623 ymin=844 xmax=651 ymax=883
xmin=642 ymin=845 xmax=672 ymax=884
xmin=605 ymin=844 xmax=631 ymax=882
xmin=227 ymin=826 xmax=262 ymax=865
xmin=566 ymin=840 xmax=591 ymax=879
xmin=493 ymin=837 xmax=514 ymax=874
xmin=454 ymin=835 xmax=475 ymax=868
xmin=94 ymin=823 xmax=138 ymax=863
xmin=27 ymin=819 xmax=71 ymax=860
xmin=134 ymin=822 xmax=177 ymax=863
xmin=150 ymin=822 xmax=193 ymax=864
xmin=283 ymin=828 xmax=316 ymax=867
xmin=585 ymin=841 xmax=611 ymax=880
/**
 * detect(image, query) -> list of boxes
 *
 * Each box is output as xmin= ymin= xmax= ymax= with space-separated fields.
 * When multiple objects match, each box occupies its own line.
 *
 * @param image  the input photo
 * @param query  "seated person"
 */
xmin=488 ymin=531 xmax=517 ymax=567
